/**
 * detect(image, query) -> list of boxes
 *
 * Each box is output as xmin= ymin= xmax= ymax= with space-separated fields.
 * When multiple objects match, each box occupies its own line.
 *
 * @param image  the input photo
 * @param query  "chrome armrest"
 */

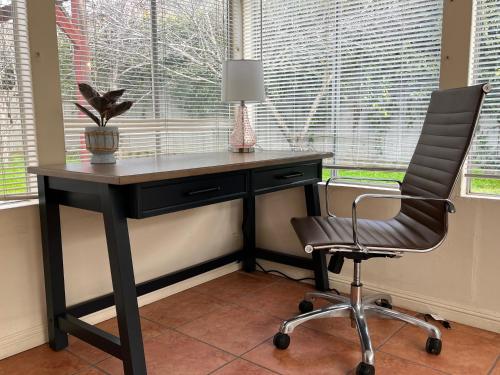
xmin=325 ymin=176 xmax=402 ymax=218
xmin=351 ymin=194 xmax=456 ymax=252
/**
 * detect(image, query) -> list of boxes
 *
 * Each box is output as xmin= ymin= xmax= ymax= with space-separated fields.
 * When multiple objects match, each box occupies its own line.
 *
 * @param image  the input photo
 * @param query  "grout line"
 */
xmin=487 ymin=354 xmax=499 ymax=375
xmin=93 ymin=357 xmax=115 ymax=374
xmin=64 ymin=347 xmax=109 ymax=374
xmin=235 ymin=359 xmax=283 ymax=375
xmin=138 ymin=314 xmax=238 ymax=358
xmin=89 ymin=363 xmax=112 ymax=375
xmin=376 ymin=348 xmax=452 ymax=374
xmin=205 ymin=357 xmax=240 ymax=375
xmin=374 ymin=321 xmax=408 ymax=350
xmin=65 ymin=345 xmax=112 ymax=368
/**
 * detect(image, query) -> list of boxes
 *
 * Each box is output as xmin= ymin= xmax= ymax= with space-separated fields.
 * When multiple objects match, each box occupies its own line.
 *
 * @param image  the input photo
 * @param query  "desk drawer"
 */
xmin=130 ymin=172 xmax=247 ymax=218
xmin=253 ymin=162 xmax=321 ymax=194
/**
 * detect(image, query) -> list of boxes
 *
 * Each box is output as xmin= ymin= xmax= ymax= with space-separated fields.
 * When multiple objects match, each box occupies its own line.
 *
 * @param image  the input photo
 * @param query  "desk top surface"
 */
xmin=28 ymin=151 xmax=331 ymax=185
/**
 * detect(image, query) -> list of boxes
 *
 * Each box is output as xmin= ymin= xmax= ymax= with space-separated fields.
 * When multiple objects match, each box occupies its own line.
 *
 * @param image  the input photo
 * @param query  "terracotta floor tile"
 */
xmin=140 ymin=289 xmax=228 ymax=328
xmin=212 ymin=359 xmax=278 ymax=374
xmin=304 ymin=307 xmax=409 ymax=349
xmin=177 ymin=304 xmax=281 ymax=355
xmin=233 ymin=279 xmax=317 ymax=319
xmin=96 ymin=329 xmax=234 ymax=375
xmin=243 ymin=326 xmax=360 ymax=375
xmin=74 ymin=367 xmax=107 ymax=374
xmin=234 ymin=279 xmax=412 ymax=350
xmin=0 ymin=345 xmax=88 ymax=375
xmin=379 ymin=321 xmax=500 ymax=375
xmin=67 ymin=316 xmax=168 ymax=364
xmin=192 ymin=271 xmax=279 ymax=301
xmin=489 ymin=357 xmax=500 ymax=375
xmin=373 ymin=351 xmax=448 ymax=375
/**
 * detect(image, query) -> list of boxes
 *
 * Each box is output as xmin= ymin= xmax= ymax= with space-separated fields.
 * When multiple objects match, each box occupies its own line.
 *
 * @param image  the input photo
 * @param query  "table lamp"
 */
xmin=222 ymin=59 xmax=265 ymax=153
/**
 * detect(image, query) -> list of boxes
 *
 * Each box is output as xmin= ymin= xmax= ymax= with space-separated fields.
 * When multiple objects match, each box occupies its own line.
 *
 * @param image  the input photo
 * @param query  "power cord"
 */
xmin=255 ymin=261 xmax=341 ymax=295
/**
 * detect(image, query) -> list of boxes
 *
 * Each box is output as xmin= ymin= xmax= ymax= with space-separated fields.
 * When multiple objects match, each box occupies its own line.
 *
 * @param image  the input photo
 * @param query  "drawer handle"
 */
xmin=186 ymin=186 xmax=221 ymax=196
xmin=276 ymin=172 xmax=304 ymax=179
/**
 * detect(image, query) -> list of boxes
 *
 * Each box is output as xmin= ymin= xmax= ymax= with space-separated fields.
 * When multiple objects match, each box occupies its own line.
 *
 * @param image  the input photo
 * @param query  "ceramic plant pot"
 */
xmin=84 ymin=126 xmax=119 ymax=164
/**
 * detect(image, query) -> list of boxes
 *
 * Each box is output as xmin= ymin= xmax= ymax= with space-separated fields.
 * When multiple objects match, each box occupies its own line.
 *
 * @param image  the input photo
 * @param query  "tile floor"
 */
xmin=0 ymin=271 xmax=499 ymax=375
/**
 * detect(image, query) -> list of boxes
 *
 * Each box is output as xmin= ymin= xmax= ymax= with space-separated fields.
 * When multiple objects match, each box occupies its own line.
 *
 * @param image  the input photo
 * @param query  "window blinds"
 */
xmin=56 ymin=0 xmax=231 ymax=161
xmin=0 ymin=0 xmax=36 ymax=200
xmin=243 ymin=0 xmax=443 ymax=170
xmin=467 ymin=0 xmax=500 ymax=179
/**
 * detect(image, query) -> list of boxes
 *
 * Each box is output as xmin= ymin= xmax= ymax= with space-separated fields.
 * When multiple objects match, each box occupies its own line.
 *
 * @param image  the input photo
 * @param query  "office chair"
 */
xmin=272 ymin=83 xmax=491 ymax=375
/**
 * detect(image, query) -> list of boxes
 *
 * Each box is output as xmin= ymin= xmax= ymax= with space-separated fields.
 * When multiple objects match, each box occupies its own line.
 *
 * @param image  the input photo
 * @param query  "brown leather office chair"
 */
xmin=272 ymin=84 xmax=491 ymax=375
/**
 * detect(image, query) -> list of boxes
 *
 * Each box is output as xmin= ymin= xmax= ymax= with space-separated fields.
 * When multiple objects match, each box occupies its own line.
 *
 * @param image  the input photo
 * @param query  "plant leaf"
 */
xmin=78 ymin=83 xmax=100 ymax=103
xmin=102 ymin=89 xmax=125 ymax=104
xmin=105 ymin=101 xmax=133 ymax=122
xmin=89 ymin=96 xmax=110 ymax=115
xmin=74 ymin=103 xmax=101 ymax=126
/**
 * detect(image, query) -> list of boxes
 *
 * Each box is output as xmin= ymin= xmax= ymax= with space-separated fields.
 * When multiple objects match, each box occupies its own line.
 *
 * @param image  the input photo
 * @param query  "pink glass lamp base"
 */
xmin=229 ymin=103 xmax=256 ymax=153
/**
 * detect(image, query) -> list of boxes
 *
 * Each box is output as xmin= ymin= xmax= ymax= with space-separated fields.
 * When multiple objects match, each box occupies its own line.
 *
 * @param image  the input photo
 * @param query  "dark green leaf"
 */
xmin=78 ymin=83 xmax=100 ymax=103
xmin=103 ymin=89 xmax=125 ymax=104
xmin=74 ymin=103 xmax=101 ymax=126
xmin=105 ymin=101 xmax=133 ymax=122
xmin=89 ymin=96 xmax=110 ymax=115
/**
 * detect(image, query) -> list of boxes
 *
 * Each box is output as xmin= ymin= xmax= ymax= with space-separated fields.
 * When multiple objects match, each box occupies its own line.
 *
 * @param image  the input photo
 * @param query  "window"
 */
xmin=466 ymin=0 xmax=500 ymax=195
xmin=243 ymin=0 xmax=443 ymax=183
xmin=56 ymin=0 xmax=230 ymax=161
xmin=0 ymin=0 xmax=36 ymax=200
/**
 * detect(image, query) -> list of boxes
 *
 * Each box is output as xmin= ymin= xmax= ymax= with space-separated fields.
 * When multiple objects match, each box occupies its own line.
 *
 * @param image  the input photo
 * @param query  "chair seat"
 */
xmin=291 ymin=214 xmax=444 ymax=251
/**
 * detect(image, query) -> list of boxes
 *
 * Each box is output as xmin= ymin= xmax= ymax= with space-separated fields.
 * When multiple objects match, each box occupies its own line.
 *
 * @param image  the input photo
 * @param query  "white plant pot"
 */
xmin=84 ymin=126 xmax=119 ymax=164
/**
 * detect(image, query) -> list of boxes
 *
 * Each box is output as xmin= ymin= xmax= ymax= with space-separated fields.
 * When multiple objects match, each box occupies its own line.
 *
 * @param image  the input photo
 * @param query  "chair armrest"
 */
xmin=351 ymin=194 xmax=456 ymax=252
xmin=325 ymin=176 xmax=402 ymax=218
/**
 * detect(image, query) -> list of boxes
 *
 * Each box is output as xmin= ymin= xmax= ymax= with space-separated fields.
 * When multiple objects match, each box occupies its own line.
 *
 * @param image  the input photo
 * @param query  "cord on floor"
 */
xmin=255 ymin=261 xmax=340 ymax=295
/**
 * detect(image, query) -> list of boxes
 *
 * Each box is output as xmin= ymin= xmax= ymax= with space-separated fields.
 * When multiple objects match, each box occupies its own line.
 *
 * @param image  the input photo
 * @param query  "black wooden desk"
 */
xmin=28 ymin=151 xmax=331 ymax=375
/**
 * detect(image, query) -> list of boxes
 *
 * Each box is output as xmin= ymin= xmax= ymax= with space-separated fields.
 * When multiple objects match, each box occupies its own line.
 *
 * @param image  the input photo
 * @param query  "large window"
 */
xmin=243 ymin=0 xmax=443 ymax=182
xmin=467 ymin=0 xmax=500 ymax=195
xmin=0 ymin=0 xmax=36 ymax=200
xmin=56 ymin=0 xmax=230 ymax=161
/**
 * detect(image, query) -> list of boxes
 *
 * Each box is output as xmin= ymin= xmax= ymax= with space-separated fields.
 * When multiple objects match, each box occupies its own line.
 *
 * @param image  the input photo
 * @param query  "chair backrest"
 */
xmin=399 ymin=84 xmax=489 ymax=234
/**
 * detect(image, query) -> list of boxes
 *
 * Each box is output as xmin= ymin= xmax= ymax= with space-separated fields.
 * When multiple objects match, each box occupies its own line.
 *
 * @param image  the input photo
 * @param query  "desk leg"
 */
xmin=38 ymin=176 xmax=68 ymax=351
xmin=304 ymin=184 xmax=329 ymax=291
xmin=101 ymin=185 xmax=147 ymax=375
xmin=242 ymin=194 xmax=256 ymax=272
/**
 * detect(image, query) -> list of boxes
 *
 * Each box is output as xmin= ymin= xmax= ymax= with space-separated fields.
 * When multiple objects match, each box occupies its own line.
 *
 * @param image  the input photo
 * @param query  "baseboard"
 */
xmin=0 ymin=261 xmax=241 ymax=360
xmin=256 ymin=259 xmax=500 ymax=333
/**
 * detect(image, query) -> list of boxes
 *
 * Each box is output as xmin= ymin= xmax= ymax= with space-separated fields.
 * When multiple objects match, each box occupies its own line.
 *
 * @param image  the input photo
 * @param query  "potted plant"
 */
xmin=75 ymin=83 xmax=133 ymax=164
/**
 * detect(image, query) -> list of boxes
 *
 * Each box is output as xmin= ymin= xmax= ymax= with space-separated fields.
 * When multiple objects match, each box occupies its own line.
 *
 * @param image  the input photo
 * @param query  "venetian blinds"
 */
xmin=0 ymin=0 xmax=36 ymax=200
xmin=243 ymin=0 xmax=443 ymax=170
xmin=467 ymin=0 xmax=500 ymax=181
xmin=56 ymin=0 xmax=231 ymax=161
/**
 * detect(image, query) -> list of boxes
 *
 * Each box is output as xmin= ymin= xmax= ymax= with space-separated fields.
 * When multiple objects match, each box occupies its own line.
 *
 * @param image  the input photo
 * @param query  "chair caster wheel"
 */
xmin=356 ymin=362 xmax=375 ymax=375
xmin=299 ymin=300 xmax=314 ymax=313
xmin=425 ymin=337 xmax=442 ymax=355
xmin=376 ymin=299 xmax=392 ymax=309
xmin=273 ymin=332 xmax=290 ymax=350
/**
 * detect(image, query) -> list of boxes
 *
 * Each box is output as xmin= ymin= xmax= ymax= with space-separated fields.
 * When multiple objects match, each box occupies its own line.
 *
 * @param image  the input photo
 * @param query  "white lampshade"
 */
xmin=221 ymin=59 xmax=266 ymax=103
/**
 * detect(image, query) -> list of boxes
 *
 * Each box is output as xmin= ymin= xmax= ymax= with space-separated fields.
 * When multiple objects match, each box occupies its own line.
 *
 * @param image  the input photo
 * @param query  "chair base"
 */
xmin=274 ymin=261 xmax=442 ymax=375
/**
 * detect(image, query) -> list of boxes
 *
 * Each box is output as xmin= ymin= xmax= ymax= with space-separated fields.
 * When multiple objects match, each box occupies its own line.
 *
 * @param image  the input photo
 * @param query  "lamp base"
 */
xmin=230 ymin=146 xmax=255 ymax=153
xmin=229 ymin=102 xmax=257 ymax=153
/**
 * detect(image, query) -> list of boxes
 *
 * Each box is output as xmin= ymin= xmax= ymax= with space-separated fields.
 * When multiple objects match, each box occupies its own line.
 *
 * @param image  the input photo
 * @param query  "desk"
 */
xmin=28 ymin=151 xmax=331 ymax=375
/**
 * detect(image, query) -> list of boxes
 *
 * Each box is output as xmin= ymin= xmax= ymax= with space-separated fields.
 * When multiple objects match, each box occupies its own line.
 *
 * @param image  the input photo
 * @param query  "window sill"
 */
xmin=0 ymin=199 xmax=39 ymax=211
xmin=460 ymin=192 xmax=500 ymax=201
xmin=318 ymin=181 xmax=400 ymax=193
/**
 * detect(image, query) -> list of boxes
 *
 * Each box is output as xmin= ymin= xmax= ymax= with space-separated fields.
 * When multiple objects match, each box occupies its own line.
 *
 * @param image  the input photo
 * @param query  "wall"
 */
xmin=0 ymin=201 xmax=242 ymax=359
xmin=0 ymin=0 xmax=498 ymax=361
